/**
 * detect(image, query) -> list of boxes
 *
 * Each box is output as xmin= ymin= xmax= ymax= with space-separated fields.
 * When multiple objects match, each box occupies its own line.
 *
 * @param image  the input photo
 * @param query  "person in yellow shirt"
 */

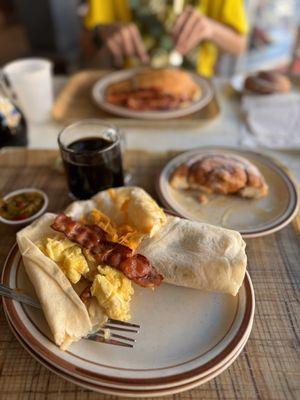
xmin=84 ymin=0 xmax=248 ymax=77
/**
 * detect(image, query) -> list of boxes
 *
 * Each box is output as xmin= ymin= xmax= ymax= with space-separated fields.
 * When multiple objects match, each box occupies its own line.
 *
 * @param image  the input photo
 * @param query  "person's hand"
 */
xmin=96 ymin=23 xmax=149 ymax=66
xmin=173 ymin=6 xmax=214 ymax=55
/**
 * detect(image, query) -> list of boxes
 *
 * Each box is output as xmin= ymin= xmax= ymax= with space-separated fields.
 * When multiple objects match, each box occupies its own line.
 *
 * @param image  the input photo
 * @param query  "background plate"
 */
xmin=92 ymin=68 xmax=213 ymax=120
xmin=157 ymin=147 xmax=299 ymax=238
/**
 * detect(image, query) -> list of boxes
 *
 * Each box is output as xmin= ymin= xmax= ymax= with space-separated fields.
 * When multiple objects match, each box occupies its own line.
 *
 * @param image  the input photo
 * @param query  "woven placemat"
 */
xmin=0 ymin=148 xmax=299 ymax=400
xmin=52 ymin=70 xmax=220 ymax=127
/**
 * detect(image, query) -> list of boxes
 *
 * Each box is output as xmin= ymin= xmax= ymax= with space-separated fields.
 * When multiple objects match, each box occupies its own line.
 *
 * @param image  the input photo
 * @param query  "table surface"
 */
xmin=0 ymin=148 xmax=299 ymax=400
xmin=28 ymin=76 xmax=300 ymax=181
xmin=2 ymin=74 xmax=300 ymax=399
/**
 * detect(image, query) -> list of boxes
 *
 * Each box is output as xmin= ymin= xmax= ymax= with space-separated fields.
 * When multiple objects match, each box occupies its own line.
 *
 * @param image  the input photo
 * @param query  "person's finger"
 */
xmin=172 ymin=5 xmax=193 ymax=41
xmin=120 ymin=25 xmax=135 ymax=57
xmin=176 ymin=27 xmax=204 ymax=55
xmin=106 ymin=32 xmax=124 ymax=66
xmin=98 ymin=22 xmax=120 ymax=41
xmin=128 ymin=24 xmax=149 ymax=64
xmin=176 ymin=19 xmax=206 ymax=55
xmin=172 ymin=9 xmax=189 ymax=39
xmin=175 ymin=9 xmax=201 ymax=49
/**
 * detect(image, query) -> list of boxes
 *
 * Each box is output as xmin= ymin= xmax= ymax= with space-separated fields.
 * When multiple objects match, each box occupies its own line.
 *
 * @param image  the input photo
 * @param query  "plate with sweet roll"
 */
xmin=92 ymin=68 xmax=213 ymax=120
xmin=158 ymin=147 xmax=299 ymax=238
xmin=2 ymin=187 xmax=254 ymax=396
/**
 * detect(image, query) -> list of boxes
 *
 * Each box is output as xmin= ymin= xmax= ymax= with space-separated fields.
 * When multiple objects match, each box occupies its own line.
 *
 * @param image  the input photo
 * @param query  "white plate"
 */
xmin=2 ymin=244 xmax=254 ymax=391
xmin=92 ymin=68 xmax=214 ymax=120
xmin=157 ymin=147 xmax=299 ymax=238
xmin=6 ymin=314 xmax=252 ymax=397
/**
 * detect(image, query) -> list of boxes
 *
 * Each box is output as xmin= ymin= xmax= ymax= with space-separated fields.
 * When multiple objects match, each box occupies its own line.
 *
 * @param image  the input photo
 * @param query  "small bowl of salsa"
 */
xmin=0 ymin=188 xmax=48 ymax=225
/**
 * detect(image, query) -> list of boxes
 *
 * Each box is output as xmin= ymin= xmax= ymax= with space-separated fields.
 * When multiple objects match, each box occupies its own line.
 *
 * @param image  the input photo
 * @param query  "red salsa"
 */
xmin=0 ymin=192 xmax=44 ymax=221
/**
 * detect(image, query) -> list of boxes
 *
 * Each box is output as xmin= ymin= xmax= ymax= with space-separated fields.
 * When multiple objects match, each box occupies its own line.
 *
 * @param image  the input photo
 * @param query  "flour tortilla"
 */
xmin=17 ymin=213 xmax=93 ymax=350
xmin=66 ymin=186 xmax=167 ymax=237
xmin=137 ymin=216 xmax=247 ymax=296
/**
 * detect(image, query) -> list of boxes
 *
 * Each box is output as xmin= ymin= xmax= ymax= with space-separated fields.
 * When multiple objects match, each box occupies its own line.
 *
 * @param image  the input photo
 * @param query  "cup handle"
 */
xmin=0 ymin=70 xmax=18 ymax=104
xmin=119 ymin=133 xmax=133 ymax=185
xmin=120 ymin=131 xmax=127 ymax=153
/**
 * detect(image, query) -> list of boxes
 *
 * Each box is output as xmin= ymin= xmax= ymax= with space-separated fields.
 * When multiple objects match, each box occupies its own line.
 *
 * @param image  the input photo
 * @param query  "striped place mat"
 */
xmin=0 ymin=148 xmax=299 ymax=400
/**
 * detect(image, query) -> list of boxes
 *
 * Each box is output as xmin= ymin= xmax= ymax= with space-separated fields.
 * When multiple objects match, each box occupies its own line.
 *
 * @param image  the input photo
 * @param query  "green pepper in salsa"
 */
xmin=0 ymin=192 xmax=44 ymax=221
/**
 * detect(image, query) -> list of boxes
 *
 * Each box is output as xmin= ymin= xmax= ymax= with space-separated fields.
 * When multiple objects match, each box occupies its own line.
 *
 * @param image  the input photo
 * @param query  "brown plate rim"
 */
xmin=5 ymin=313 xmax=252 ymax=396
xmin=1 ymin=243 xmax=254 ymax=386
xmin=92 ymin=68 xmax=214 ymax=120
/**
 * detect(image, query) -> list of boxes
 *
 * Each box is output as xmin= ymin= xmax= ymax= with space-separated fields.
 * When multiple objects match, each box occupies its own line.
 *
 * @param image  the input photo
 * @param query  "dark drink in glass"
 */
xmin=58 ymin=120 xmax=124 ymax=199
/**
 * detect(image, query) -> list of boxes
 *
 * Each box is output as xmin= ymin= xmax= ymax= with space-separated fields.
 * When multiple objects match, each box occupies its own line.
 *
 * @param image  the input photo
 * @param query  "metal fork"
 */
xmin=0 ymin=283 xmax=140 ymax=348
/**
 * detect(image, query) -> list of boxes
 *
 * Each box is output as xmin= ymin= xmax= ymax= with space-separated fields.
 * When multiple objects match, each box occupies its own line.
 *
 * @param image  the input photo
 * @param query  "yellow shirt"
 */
xmin=198 ymin=0 xmax=248 ymax=76
xmin=85 ymin=0 xmax=131 ymax=26
xmin=84 ymin=0 xmax=248 ymax=77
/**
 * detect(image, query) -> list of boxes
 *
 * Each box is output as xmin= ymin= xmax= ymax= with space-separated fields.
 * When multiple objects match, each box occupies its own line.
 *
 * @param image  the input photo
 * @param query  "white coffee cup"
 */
xmin=2 ymin=58 xmax=53 ymax=123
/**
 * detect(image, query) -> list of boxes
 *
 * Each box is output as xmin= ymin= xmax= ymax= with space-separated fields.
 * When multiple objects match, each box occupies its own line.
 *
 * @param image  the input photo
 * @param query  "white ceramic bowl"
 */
xmin=0 ymin=188 xmax=48 ymax=226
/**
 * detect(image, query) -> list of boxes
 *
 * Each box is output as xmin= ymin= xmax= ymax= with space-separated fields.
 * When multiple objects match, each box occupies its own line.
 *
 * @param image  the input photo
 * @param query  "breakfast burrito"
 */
xmin=17 ymin=186 xmax=247 ymax=350
xmin=137 ymin=216 xmax=246 ymax=296
xmin=17 ymin=187 xmax=166 ymax=349
xmin=86 ymin=187 xmax=246 ymax=295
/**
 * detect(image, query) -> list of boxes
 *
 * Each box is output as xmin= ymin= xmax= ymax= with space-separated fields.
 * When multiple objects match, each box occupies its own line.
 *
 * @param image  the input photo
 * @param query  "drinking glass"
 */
xmin=2 ymin=58 xmax=53 ymax=122
xmin=58 ymin=119 xmax=124 ymax=200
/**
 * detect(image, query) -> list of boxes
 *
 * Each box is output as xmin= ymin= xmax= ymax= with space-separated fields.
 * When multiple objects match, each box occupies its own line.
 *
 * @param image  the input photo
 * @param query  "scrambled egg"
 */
xmin=39 ymin=237 xmax=89 ymax=284
xmin=91 ymin=266 xmax=134 ymax=321
xmin=82 ymin=248 xmax=99 ymax=282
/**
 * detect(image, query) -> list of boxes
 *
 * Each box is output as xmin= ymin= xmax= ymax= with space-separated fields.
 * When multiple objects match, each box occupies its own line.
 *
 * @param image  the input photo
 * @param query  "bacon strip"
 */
xmin=51 ymin=214 xmax=163 ymax=288
xmin=106 ymin=88 xmax=188 ymax=111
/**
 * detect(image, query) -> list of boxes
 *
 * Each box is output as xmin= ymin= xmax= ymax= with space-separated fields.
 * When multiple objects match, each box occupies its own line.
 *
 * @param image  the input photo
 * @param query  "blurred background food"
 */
xmin=0 ymin=0 xmax=299 ymax=76
xmin=1 ymin=0 xmax=300 ymax=154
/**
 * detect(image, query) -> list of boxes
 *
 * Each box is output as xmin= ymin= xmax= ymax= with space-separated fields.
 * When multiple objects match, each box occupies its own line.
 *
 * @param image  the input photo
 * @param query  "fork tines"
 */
xmin=107 ymin=318 xmax=140 ymax=329
xmin=104 ymin=318 xmax=140 ymax=333
xmin=87 ymin=319 xmax=140 ymax=348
